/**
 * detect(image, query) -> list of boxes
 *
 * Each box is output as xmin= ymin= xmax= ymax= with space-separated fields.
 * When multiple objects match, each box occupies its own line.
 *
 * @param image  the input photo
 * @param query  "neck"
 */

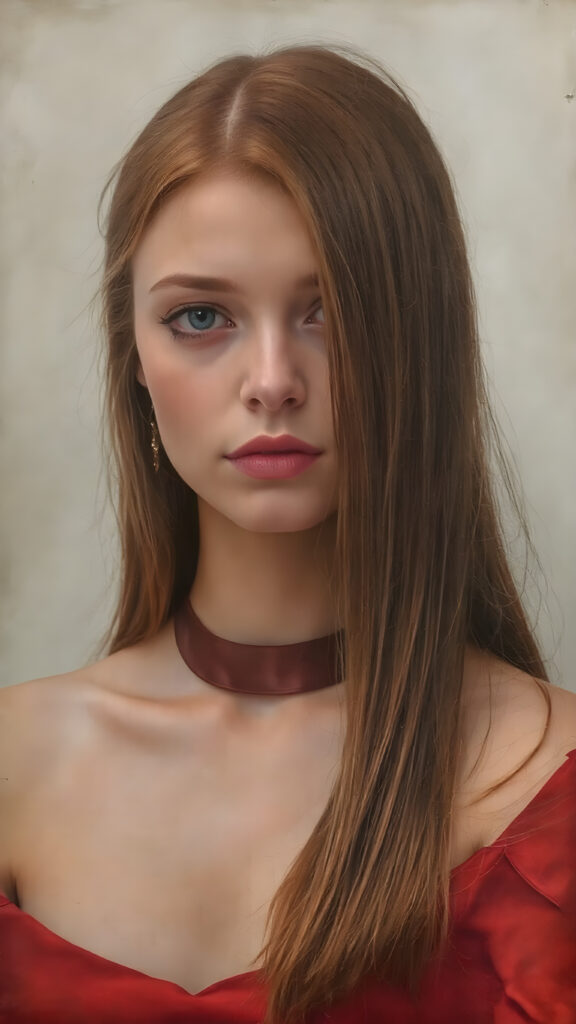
xmin=191 ymin=501 xmax=339 ymax=645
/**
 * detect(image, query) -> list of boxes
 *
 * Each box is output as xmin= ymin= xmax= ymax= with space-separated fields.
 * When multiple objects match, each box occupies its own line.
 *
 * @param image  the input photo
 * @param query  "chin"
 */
xmin=205 ymin=492 xmax=335 ymax=534
xmin=231 ymin=508 xmax=333 ymax=534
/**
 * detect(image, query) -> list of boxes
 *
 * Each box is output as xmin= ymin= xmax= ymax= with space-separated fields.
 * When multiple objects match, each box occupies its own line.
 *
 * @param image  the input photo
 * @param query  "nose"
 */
xmin=239 ymin=326 xmax=307 ymax=411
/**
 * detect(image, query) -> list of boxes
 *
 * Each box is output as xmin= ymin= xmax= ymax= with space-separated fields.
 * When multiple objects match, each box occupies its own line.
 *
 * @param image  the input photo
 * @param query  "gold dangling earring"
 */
xmin=150 ymin=410 xmax=160 ymax=473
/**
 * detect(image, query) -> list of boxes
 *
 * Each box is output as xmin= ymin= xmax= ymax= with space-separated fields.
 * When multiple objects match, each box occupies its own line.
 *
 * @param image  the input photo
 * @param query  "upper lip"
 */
xmin=226 ymin=434 xmax=323 ymax=458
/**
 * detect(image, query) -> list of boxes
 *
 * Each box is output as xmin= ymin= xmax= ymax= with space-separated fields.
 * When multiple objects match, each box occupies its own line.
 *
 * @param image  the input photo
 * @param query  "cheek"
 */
xmin=152 ymin=376 xmax=204 ymax=440
xmin=137 ymin=335 xmax=192 ymax=419
xmin=141 ymin=352 xmax=217 ymax=453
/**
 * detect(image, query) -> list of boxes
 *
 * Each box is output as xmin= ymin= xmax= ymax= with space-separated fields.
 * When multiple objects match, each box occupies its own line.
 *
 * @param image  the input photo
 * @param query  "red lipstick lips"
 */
xmin=225 ymin=435 xmax=323 ymax=480
xmin=226 ymin=434 xmax=322 ymax=458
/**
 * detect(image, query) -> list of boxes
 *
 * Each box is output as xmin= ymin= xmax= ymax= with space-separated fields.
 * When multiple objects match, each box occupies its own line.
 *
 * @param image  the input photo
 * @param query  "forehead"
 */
xmin=132 ymin=171 xmax=318 ymax=285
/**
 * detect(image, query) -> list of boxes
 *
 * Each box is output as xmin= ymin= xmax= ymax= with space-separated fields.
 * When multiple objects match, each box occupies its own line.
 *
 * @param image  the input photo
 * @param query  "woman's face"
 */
xmin=132 ymin=170 xmax=338 ymax=534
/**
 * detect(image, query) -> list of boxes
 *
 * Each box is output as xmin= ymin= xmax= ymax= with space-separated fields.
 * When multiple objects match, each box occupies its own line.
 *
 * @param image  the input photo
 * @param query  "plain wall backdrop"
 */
xmin=1 ymin=0 xmax=574 ymax=689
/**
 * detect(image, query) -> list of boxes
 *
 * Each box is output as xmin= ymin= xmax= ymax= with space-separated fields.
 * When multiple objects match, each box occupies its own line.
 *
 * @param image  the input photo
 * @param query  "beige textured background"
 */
xmin=0 ymin=0 xmax=574 ymax=689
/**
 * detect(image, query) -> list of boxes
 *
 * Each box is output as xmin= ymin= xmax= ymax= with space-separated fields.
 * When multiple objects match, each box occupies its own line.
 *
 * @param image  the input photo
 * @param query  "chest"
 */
xmin=11 ymin=704 xmax=344 ymax=994
xmin=11 ymin=684 xmax=532 ymax=997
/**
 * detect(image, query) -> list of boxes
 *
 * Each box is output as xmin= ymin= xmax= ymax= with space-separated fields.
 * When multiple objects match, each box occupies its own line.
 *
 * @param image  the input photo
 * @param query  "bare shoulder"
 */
xmin=0 ymin=623 xmax=193 ymax=799
xmin=0 ymin=670 xmax=101 ymax=895
xmin=0 ymin=637 xmax=162 ymax=765
xmin=459 ymin=648 xmax=576 ymax=807
xmin=0 ymin=634 xmax=185 ymax=897
xmin=0 ymin=670 xmax=99 ymax=789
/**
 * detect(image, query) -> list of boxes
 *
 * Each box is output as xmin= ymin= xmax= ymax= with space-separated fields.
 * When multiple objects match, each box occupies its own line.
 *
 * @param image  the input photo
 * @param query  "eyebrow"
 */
xmin=149 ymin=272 xmax=320 ymax=294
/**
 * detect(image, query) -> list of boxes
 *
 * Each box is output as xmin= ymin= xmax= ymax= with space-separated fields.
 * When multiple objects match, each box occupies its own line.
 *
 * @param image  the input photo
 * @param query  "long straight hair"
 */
xmin=97 ymin=43 xmax=551 ymax=1024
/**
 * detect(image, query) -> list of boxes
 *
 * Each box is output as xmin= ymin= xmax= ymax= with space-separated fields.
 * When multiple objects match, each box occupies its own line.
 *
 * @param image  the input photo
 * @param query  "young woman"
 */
xmin=0 ymin=42 xmax=574 ymax=1024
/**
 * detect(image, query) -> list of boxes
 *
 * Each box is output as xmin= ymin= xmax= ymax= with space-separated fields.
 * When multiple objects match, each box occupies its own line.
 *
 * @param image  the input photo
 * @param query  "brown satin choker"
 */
xmin=173 ymin=597 xmax=345 ymax=696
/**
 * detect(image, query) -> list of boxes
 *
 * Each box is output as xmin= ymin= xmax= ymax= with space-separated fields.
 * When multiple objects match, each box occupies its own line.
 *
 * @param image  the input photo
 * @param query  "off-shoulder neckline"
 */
xmin=450 ymin=745 xmax=576 ymax=867
xmin=1 ymin=747 xmax=574 ymax=999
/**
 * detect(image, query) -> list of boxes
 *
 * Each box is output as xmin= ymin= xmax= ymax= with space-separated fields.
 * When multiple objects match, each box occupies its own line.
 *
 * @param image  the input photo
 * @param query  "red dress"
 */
xmin=1 ymin=749 xmax=575 ymax=1024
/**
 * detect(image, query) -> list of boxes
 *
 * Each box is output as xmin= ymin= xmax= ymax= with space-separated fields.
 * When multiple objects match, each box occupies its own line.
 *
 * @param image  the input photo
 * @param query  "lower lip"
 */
xmin=226 ymin=452 xmax=320 ymax=479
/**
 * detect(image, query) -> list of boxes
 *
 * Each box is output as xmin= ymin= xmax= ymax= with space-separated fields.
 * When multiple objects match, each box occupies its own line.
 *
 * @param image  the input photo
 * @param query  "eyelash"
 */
xmin=158 ymin=302 xmax=324 ymax=343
